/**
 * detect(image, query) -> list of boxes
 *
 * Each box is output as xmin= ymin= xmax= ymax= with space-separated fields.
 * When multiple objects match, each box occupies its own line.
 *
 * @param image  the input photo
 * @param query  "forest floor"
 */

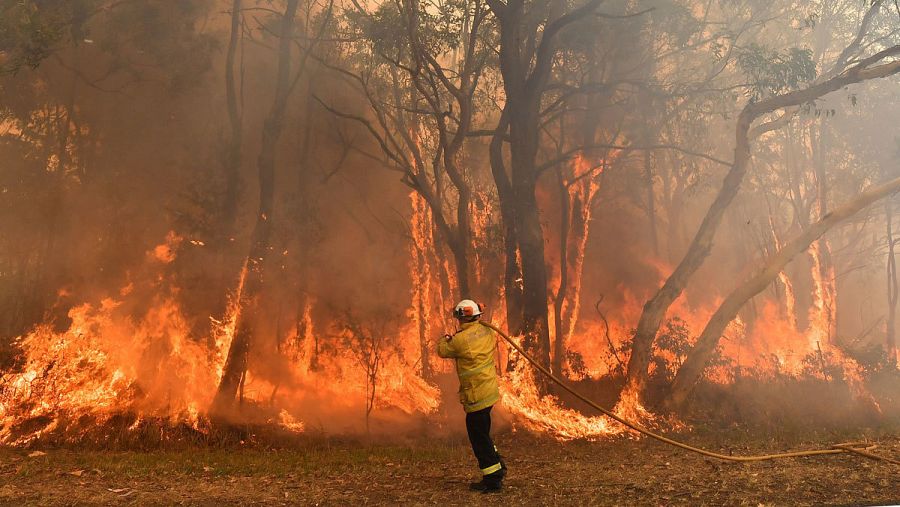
xmin=2 ymin=429 xmax=900 ymax=506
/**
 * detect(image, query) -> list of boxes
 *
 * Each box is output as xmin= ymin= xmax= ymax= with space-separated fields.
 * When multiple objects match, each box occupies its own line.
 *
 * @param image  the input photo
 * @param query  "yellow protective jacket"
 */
xmin=437 ymin=321 xmax=500 ymax=413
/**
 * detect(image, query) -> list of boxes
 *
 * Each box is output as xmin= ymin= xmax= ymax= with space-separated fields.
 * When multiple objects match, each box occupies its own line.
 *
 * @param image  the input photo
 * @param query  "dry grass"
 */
xmin=2 ymin=429 xmax=900 ymax=506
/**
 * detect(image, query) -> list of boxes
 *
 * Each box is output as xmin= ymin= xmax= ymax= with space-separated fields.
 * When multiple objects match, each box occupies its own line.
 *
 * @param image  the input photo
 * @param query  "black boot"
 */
xmin=469 ymin=469 xmax=504 ymax=493
xmin=469 ymin=478 xmax=502 ymax=493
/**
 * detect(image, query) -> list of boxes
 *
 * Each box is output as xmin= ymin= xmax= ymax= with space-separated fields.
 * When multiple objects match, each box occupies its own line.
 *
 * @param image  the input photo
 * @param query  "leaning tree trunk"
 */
xmin=623 ymin=107 xmax=755 ymax=401
xmin=664 ymin=174 xmax=900 ymax=410
xmin=213 ymin=0 xmax=299 ymax=412
xmin=623 ymin=47 xmax=900 ymax=402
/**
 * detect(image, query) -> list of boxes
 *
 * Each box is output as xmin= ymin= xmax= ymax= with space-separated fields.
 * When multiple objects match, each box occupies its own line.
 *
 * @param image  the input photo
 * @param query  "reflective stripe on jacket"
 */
xmin=437 ymin=321 xmax=500 ymax=413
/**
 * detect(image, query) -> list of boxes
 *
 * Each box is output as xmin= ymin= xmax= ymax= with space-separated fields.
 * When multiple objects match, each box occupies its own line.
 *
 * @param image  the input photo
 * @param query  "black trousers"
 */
xmin=465 ymin=406 xmax=503 ymax=480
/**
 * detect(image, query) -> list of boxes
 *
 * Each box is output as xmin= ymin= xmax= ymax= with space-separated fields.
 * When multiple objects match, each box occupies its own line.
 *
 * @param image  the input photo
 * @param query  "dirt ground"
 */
xmin=1 ymin=430 xmax=899 ymax=506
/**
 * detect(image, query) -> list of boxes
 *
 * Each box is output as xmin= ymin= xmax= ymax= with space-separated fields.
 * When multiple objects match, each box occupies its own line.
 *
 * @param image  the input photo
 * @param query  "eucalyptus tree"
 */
xmin=484 ymin=0 xmax=765 ymax=372
xmin=484 ymin=0 xmax=612 ymax=368
xmin=624 ymin=0 xmax=900 ymax=404
xmin=214 ymin=0 xmax=335 ymax=410
xmin=318 ymin=0 xmax=495 ymax=300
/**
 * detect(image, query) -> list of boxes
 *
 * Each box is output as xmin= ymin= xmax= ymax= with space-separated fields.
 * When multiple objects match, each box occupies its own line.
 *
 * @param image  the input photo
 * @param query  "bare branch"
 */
xmin=537 ymin=143 xmax=732 ymax=174
xmin=312 ymin=95 xmax=411 ymax=174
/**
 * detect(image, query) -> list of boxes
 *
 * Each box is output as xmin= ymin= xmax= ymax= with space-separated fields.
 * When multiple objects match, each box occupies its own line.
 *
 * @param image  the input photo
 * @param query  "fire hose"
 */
xmin=481 ymin=322 xmax=900 ymax=466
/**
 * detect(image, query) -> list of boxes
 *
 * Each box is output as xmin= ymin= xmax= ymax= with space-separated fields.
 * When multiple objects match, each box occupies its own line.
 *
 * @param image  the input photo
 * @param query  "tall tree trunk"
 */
xmin=486 ymin=0 xmax=603 ymax=368
xmin=213 ymin=0 xmax=245 ymax=322
xmin=665 ymin=175 xmax=900 ymax=409
xmin=448 ymin=236 xmax=471 ymax=298
xmin=410 ymin=193 xmax=434 ymax=378
xmin=442 ymin=111 xmax=476 ymax=299
xmin=639 ymin=86 xmax=659 ymax=258
xmin=645 ymin=150 xmax=659 ymax=257
xmin=509 ymin=105 xmax=552 ymax=367
xmin=623 ymin=48 xmax=900 ymax=402
xmin=214 ymin=0 xmax=299 ymax=412
xmin=222 ymin=0 xmax=243 ymax=234
xmin=553 ymin=167 xmax=569 ymax=375
xmin=811 ymin=120 xmax=836 ymax=345
xmin=887 ymin=198 xmax=898 ymax=364
xmin=489 ymin=108 xmax=524 ymax=333
xmin=415 ymin=227 xmax=432 ymax=379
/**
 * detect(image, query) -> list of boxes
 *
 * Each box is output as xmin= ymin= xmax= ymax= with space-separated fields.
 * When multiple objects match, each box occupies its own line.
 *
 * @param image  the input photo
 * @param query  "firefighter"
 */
xmin=437 ymin=299 xmax=507 ymax=493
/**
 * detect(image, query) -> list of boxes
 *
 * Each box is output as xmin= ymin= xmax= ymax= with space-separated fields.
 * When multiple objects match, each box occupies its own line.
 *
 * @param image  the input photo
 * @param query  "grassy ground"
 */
xmin=2 ymin=430 xmax=899 ymax=506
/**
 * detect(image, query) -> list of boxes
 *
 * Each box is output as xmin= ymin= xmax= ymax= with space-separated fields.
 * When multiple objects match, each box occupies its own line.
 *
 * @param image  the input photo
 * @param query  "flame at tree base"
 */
xmin=500 ymin=363 xmax=626 ymax=441
xmin=0 ymin=235 xmax=445 ymax=445
xmin=0 ymin=224 xmax=893 ymax=446
xmin=498 ymin=334 xmax=671 ymax=441
xmin=0 ymin=289 xmax=881 ymax=445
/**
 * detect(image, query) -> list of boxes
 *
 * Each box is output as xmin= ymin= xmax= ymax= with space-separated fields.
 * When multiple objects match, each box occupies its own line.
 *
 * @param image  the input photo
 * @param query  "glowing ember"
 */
xmin=151 ymin=231 xmax=182 ymax=264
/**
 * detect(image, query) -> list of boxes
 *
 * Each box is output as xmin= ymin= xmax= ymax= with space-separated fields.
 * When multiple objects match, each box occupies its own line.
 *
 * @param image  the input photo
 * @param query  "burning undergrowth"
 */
xmin=2 ymin=306 xmax=897 ymax=448
xmin=2 ymin=178 xmax=899 ymax=448
xmin=0 ymin=232 xmax=654 ymax=447
xmin=0 ymin=297 xmax=217 ymax=446
xmin=2 ymin=223 xmax=899 ymax=448
xmin=0 ymin=234 xmax=445 ymax=446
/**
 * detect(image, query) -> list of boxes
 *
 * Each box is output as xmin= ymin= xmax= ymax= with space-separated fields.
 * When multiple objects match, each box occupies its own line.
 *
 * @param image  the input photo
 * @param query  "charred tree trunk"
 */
xmin=665 ymin=175 xmax=900 ymax=409
xmin=214 ymin=0 xmax=299 ymax=412
xmin=430 ymin=222 xmax=454 ymax=311
xmin=416 ymin=262 xmax=431 ymax=379
xmin=222 ymin=0 xmax=243 ymax=235
xmin=487 ymin=0 xmax=603 ymax=368
xmin=812 ymin=121 xmax=836 ymax=344
xmin=212 ymin=0 xmax=246 ymax=321
xmin=411 ymin=196 xmax=433 ymax=379
xmin=448 ymin=234 xmax=472 ymax=298
xmin=443 ymin=121 xmax=475 ymax=300
xmin=639 ymin=89 xmax=659 ymax=258
xmin=887 ymin=198 xmax=898 ymax=364
xmin=510 ymin=116 xmax=552 ymax=367
xmin=553 ymin=167 xmax=569 ymax=375
xmin=490 ymin=108 xmax=524 ymax=333
xmin=623 ymin=47 xmax=900 ymax=402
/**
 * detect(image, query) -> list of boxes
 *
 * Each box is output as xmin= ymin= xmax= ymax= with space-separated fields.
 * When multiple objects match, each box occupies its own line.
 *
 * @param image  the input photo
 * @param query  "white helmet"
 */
xmin=453 ymin=299 xmax=483 ymax=319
